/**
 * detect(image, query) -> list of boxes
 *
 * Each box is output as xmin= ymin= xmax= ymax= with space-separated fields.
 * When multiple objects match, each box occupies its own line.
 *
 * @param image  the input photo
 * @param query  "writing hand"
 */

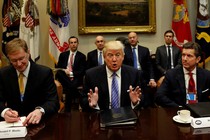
xmin=4 ymin=109 xmax=20 ymax=123
xmin=88 ymin=87 xmax=99 ymax=108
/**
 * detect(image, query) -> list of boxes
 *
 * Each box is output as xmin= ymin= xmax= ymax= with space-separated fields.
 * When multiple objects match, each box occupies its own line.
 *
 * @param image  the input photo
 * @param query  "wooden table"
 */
xmin=23 ymin=107 xmax=210 ymax=140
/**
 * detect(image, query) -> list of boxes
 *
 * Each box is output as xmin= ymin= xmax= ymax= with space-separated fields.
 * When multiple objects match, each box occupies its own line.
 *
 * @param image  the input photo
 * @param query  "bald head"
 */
xmin=95 ymin=35 xmax=105 ymax=51
xmin=128 ymin=32 xmax=139 ymax=46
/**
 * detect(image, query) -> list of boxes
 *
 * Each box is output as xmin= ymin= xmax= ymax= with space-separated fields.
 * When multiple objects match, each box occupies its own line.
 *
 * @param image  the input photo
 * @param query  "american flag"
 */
xmin=25 ymin=12 xmax=34 ymax=27
xmin=3 ymin=13 xmax=11 ymax=27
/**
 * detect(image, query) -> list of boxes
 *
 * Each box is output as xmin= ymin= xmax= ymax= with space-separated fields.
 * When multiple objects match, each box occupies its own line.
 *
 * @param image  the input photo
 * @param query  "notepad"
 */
xmin=0 ymin=116 xmax=27 ymax=139
xmin=100 ymin=107 xmax=137 ymax=127
xmin=0 ymin=116 xmax=26 ymax=128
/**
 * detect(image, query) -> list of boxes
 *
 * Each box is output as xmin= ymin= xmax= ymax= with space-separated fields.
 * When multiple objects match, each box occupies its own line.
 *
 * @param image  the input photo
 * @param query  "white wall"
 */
xmin=0 ymin=0 xmax=197 ymax=68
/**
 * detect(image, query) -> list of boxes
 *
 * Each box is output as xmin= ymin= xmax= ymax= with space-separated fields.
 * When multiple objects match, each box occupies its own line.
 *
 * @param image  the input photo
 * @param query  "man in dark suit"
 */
xmin=123 ymin=32 xmax=156 ymax=107
xmin=86 ymin=35 xmax=105 ymax=69
xmin=123 ymin=32 xmax=156 ymax=88
xmin=81 ymin=41 xmax=143 ymax=111
xmin=155 ymin=42 xmax=210 ymax=107
xmin=155 ymin=30 xmax=181 ymax=78
xmin=56 ymin=36 xmax=86 ymax=112
xmin=0 ymin=38 xmax=59 ymax=125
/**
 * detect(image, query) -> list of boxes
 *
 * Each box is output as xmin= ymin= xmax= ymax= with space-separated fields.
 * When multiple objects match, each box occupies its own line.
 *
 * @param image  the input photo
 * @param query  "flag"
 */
xmin=195 ymin=0 xmax=210 ymax=64
xmin=2 ymin=0 xmax=21 ymax=55
xmin=19 ymin=0 xmax=40 ymax=62
xmin=48 ymin=0 xmax=70 ymax=64
xmin=172 ymin=0 xmax=192 ymax=49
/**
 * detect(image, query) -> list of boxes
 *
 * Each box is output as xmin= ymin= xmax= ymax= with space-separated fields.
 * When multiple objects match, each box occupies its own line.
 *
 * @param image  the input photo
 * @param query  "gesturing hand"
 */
xmin=129 ymin=85 xmax=141 ymax=105
xmin=88 ymin=87 xmax=99 ymax=108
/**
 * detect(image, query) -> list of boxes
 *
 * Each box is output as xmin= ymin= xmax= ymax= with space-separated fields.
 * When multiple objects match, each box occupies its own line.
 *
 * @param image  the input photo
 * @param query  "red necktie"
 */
xmin=68 ymin=53 xmax=74 ymax=72
xmin=188 ymin=72 xmax=195 ymax=92
xmin=188 ymin=72 xmax=197 ymax=104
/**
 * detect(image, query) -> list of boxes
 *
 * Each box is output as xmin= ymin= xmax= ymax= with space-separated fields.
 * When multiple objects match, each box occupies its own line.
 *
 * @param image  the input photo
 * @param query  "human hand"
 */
xmin=129 ymin=85 xmax=141 ymax=105
xmin=22 ymin=109 xmax=43 ymax=126
xmin=148 ymin=79 xmax=157 ymax=88
xmin=64 ymin=69 xmax=71 ymax=75
xmin=4 ymin=109 xmax=20 ymax=123
xmin=88 ymin=87 xmax=99 ymax=108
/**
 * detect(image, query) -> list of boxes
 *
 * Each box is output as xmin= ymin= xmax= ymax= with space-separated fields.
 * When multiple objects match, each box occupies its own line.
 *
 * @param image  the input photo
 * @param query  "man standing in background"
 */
xmin=87 ymin=35 xmax=105 ymax=69
xmin=56 ymin=36 xmax=86 ymax=112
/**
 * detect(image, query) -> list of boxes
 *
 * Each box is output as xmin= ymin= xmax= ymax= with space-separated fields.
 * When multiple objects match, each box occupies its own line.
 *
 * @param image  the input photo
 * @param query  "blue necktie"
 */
xmin=133 ymin=47 xmax=138 ymax=69
xmin=98 ymin=51 xmax=103 ymax=65
xmin=111 ymin=72 xmax=119 ymax=108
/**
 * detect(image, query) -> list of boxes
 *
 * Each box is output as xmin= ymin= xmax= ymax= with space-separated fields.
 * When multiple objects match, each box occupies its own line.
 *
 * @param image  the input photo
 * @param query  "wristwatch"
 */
xmin=35 ymin=107 xmax=45 ymax=115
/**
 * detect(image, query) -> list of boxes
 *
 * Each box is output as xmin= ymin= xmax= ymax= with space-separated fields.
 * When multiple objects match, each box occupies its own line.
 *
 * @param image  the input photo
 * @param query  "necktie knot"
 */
xmin=188 ymin=72 xmax=193 ymax=76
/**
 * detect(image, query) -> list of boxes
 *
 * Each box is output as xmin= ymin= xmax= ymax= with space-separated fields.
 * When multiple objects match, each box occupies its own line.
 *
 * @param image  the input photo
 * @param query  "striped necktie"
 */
xmin=98 ymin=51 xmax=103 ymax=65
xmin=111 ymin=72 xmax=119 ymax=108
xmin=133 ymin=47 xmax=138 ymax=69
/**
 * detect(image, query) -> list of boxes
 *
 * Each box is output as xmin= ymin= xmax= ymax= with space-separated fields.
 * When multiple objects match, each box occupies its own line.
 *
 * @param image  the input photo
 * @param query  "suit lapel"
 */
xmin=176 ymin=68 xmax=186 ymax=95
xmin=94 ymin=50 xmax=98 ymax=65
xmin=137 ymin=45 xmax=141 ymax=63
xmin=10 ymin=68 xmax=21 ymax=100
xmin=98 ymin=66 xmax=109 ymax=107
xmin=196 ymin=68 xmax=203 ymax=95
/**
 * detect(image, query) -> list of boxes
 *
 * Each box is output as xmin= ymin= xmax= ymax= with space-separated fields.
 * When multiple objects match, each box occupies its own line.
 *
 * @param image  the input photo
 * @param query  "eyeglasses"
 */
xmin=9 ymin=54 xmax=27 ymax=64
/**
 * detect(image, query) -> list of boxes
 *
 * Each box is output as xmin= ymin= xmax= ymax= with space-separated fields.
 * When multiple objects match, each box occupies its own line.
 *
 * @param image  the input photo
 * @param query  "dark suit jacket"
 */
xmin=155 ymin=65 xmax=210 ymax=107
xmin=56 ymin=50 xmax=86 ymax=89
xmin=155 ymin=45 xmax=181 ymax=76
xmin=123 ymin=45 xmax=154 ymax=84
xmin=87 ymin=49 xmax=98 ymax=69
xmin=0 ymin=61 xmax=59 ymax=118
xmin=81 ymin=64 xmax=144 ymax=111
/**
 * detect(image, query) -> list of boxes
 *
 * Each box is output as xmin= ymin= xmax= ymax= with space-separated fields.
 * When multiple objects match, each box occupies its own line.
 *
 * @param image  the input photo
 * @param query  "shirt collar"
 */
xmin=165 ymin=44 xmax=172 ymax=47
xmin=106 ymin=66 xmax=121 ymax=78
xmin=70 ymin=50 xmax=77 ymax=55
xmin=131 ymin=45 xmax=138 ymax=49
xmin=183 ymin=67 xmax=197 ymax=75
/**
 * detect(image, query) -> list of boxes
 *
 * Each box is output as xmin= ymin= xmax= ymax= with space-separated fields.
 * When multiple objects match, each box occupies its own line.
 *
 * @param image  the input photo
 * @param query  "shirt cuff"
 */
xmin=35 ymin=106 xmax=45 ymax=115
xmin=1 ymin=108 xmax=10 ymax=118
xmin=131 ymin=100 xmax=140 ymax=109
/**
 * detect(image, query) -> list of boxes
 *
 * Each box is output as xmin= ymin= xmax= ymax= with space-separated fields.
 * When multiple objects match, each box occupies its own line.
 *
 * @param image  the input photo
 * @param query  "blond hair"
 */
xmin=5 ymin=38 xmax=28 ymax=56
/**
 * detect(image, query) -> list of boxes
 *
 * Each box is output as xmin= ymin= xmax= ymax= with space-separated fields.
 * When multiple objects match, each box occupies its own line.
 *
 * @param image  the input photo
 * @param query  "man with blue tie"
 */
xmin=81 ymin=41 xmax=143 ymax=111
xmin=124 ymin=32 xmax=156 ymax=88
xmin=86 ymin=35 xmax=105 ymax=69
xmin=123 ymin=32 xmax=156 ymax=107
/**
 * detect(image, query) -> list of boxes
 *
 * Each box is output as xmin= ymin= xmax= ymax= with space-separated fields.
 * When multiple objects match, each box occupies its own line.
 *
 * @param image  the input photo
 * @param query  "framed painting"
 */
xmin=78 ymin=0 xmax=156 ymax=34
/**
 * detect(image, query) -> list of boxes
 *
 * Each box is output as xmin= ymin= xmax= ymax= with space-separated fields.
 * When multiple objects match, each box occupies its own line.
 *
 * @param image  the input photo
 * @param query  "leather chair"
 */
xmin=54 ymin=80 xmax=65 ymax=113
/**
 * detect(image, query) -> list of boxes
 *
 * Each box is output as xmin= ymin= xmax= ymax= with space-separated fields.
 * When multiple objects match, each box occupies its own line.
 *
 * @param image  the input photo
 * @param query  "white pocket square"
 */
xmin=202 ymin=88 xmax=209 ymax=93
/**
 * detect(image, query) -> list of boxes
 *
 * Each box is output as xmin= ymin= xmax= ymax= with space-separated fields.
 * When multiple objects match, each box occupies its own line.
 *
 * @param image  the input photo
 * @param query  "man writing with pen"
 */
xmin=81 ymin=41 xmax=144 ymax=111
xmin=0 ymin=38 xmax=59 ymax=125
